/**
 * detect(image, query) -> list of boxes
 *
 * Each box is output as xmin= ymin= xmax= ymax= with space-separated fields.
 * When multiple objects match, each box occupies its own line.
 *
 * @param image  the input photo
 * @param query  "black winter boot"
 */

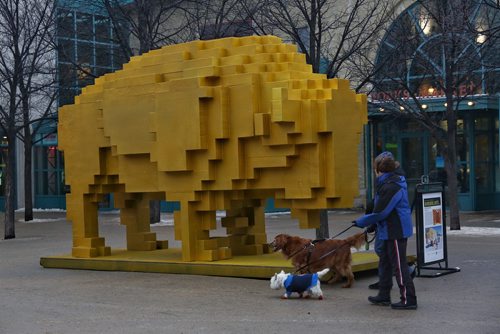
xmin=368 ymin=294 xmax=391 ymax=306
xmin=391 ymin=297 xmax=417 ymax=310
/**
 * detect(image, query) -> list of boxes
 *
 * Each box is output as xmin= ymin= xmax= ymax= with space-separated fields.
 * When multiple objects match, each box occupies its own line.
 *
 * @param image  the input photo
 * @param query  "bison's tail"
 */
xmin=346 ymin=232 xmax=366 ymax=250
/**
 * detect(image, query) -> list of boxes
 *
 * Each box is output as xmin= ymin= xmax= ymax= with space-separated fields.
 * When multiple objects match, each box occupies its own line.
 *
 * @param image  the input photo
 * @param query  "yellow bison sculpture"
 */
xmin=58 ymin=35 xmax=367 ymax=261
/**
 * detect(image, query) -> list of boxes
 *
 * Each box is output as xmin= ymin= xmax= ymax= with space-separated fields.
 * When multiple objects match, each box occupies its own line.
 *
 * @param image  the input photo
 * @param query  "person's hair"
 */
xmin=374 ymin=151 xmax=396 ymax=173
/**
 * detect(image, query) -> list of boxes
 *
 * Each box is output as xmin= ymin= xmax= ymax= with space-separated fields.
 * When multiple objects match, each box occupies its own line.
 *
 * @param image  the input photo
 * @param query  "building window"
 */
xmin=372 ymin=1 xmax=500 ymax=99
xmin=34 ymin=145 xmax=65 ymax=197
xmin=76 ymin=12 xmax=93 ymax=40
xmin=57 ymin=9 xmax=75 ymax=38
xmin=56 ymin=6 xmax=127 ymax=107
xmin=94 ymin=16 xmax=110 ymax=42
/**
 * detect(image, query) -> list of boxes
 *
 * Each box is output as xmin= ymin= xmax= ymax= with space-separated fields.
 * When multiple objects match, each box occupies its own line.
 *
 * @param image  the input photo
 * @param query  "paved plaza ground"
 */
xmin=1 ymin=209 xmax=500 ymax=333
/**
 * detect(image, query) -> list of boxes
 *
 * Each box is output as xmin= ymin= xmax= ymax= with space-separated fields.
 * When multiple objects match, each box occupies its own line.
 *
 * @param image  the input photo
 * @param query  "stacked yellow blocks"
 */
xmin=58 ymin=35 xmax=367 ymax=261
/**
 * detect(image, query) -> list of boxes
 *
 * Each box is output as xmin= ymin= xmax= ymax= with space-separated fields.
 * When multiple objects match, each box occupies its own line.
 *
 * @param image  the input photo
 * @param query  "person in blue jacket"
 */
xmin=353 ymin=151 xmax=417 ymax=310
xmin=366 ymin=163 xmax=416 ymax=290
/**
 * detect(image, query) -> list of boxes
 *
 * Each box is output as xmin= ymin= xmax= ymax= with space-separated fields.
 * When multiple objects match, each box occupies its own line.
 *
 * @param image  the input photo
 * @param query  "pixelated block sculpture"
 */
xmin=58 ymin=35 xmax=367 ymax=261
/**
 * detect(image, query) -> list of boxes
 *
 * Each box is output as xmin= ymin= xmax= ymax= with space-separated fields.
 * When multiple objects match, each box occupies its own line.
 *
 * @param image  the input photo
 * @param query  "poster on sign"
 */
xmin=421 ymin=192 xmax=444 ymax=263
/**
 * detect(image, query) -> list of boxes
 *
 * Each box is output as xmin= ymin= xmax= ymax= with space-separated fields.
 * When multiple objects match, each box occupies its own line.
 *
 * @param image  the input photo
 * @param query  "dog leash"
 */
xmin=287 ymin=242 xmax=314 ymax=259
xmin=284 ymin=224 xmax=357 ymax=261
xmin=293 ymin=239 xmax=352 ymax=274
xmin=364 ymin=230 xmax=376 ymax=250
xmin=293 ymin=230 xmax=369 ymax=274
xmin=327 ymin=224 xmax=356 ymax=240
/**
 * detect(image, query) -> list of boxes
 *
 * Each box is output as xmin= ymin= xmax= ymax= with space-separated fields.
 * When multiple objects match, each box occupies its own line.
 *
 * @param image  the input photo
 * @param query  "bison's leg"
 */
xmin=117 ymin=194 xmax=166 ymax=251
xmin=67 ymin=192 xmax=110 ymax=257
xmin=175 ymin=200 xmax=231 ymax=262
xmin=222 ymin=200 xmax=270 ymax=255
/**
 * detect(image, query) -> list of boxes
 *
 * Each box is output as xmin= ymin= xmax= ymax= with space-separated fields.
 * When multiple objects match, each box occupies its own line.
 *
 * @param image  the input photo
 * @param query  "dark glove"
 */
xmin=365 ymin=199 xmax=374 ymax=214
xmin=352 ymin=221 xmax=362 ymax=228
xmin=366 ymin=224 xmax=377 ymax=233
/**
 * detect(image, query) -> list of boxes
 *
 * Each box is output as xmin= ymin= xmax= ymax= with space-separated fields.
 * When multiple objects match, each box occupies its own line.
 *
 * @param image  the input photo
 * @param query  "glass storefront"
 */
xmin=369 ymin=107 xmax=500 ymax=211
xmin=368 ymin=1 xmax=500 ymax=211
xmin=34 ymin=134 xmax=66 ymax=208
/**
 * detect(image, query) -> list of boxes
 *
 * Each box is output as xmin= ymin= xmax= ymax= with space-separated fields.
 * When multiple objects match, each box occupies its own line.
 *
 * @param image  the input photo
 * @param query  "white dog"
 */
xmin=270 ymin=268 xmax=330 ymax=300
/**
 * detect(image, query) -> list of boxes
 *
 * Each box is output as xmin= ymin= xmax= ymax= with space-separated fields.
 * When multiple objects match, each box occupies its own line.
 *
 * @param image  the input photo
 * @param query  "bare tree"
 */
xmin=0 ymin=0 xmax=57 ymax=237
xmin=99 ymin=0 xmax=188 ymax=223
xmin=101 ymin=0 xmax=187 ymax=58
xmin=240 ymin=0 xmax=392 ymax=237
xmin=183 ymin=0 xmax=252 ymax=40
xmin=18 ymin=1 xmax=57 ymax=222
xmin=245 ymin=0 xmax=391 ymax=81
xmin=366 ymin=0 xmax=500 ymax=230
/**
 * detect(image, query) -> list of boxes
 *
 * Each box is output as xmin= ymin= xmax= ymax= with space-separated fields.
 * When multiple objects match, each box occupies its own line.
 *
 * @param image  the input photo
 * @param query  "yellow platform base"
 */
xmin=40 ymin=250 xmax=416 ymax=279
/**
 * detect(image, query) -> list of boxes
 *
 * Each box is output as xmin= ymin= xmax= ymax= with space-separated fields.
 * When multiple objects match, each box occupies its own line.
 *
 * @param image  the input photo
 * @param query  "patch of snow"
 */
xmin=19 ymin=218 xmax=66 ymax=223
xmin=99 ymin=210 xmax=121 ymax=215
xmin=265 ymin=211 xmax=291 ymax=218
xmin=12 ymin=213 xmax=500 ymax=238
xmin=153 ymin=219 xmax=174 ymax=227
xmin=16 ymin=208 xmax=66 ymax=212
xmin=447 ymin=226 xmax=500 ymax=236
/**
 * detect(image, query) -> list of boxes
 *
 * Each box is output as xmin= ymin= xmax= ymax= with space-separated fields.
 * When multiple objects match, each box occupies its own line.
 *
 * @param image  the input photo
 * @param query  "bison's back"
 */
xmin=58 ymin=35 xmax=366 ymax=213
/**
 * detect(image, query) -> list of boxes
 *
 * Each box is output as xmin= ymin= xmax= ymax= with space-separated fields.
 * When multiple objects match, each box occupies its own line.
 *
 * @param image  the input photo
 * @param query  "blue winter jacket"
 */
xmin=354 ymin=172 xmax=413 ymax=240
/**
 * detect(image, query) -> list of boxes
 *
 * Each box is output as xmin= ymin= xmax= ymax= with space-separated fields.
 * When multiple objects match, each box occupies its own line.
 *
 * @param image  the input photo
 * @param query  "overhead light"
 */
xmin=476 ymin=23 xmax=487 ymax=44
xmin=399 ymin=106 xmax=405 ymax=111
xmin=444 ymin=102 xmax=448 ymax=107
xmin=379 ymin=107 xmax=385 ymax=112
xmin=420 ymin=16 xmax=432 ymax=35
xmin=476 ymin=34 xmax=486 ymax=44
xmin=422 ymin=104 xmax=428 ymax=109
xmin=467 ymin=101 xmax=475 ymax=106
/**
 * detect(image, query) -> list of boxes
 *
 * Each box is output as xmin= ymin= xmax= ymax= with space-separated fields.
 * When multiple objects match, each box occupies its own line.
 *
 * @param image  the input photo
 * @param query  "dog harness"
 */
xmin=284 ymin=273 xmax=319 ymax=296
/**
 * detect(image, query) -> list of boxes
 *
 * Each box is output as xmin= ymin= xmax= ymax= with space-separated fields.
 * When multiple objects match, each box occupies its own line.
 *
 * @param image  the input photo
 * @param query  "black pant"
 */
xmin=378 ymin=238 xmax=416 ymax=304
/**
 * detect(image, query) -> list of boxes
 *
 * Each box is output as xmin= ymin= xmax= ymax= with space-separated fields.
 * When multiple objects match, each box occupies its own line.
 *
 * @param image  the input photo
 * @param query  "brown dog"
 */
xmin=270 ymin=232 xmax=366 ymax=288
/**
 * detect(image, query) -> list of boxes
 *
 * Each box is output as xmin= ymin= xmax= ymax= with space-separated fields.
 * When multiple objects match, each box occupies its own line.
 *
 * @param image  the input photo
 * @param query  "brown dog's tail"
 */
xmin=345 ymin=232 xmax=366 ymax=249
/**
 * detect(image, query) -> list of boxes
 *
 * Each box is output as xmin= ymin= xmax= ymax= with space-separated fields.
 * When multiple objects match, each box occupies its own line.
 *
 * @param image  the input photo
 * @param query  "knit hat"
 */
xmin=374 ymin=151 xmax=396 ymax=173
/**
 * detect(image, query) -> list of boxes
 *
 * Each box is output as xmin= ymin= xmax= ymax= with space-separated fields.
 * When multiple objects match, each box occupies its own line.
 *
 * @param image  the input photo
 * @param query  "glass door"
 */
xmin=401 ymin=135 xmax=426 ymax=204
xmin=474 ymin=115 xmax=498 ymax=210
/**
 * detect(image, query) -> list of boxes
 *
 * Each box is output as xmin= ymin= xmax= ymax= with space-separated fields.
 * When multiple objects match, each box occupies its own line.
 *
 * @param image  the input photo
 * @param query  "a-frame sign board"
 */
xmin=414 ymin=182 xmax=460 ymax=278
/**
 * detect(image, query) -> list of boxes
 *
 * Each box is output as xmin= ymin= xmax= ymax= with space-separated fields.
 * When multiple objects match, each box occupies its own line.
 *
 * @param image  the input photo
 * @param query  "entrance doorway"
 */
xmin=474 ymin=115 xmax=500 ymax=210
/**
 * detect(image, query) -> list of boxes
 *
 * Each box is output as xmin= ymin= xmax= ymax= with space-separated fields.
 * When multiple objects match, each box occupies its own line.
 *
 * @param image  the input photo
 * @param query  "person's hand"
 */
xmin=352 ymin=221 xmax=362 ymax=228
xmin=366 ymin=224 xmax=377 ymax=233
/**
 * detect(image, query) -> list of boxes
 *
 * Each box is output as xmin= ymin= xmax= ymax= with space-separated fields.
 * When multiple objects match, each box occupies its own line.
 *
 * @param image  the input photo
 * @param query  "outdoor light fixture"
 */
xmin=428 ymin=87 xmax=435 ymax=94
xmin=399 ymin=106 xmax=405 ymax=111
xmin=476 ymin=22 xmax=487 ymax=44
xmin=422 ymin=104 xmax=428 ymax=109
xmin=467 ymin=101 xmax=475 ymax=106
xmin=420 ymin=16 xmax=432 ymax=35
xmin=379 ymin=107 xmax=385 ymax=112
xmin=444 ymin=103 xmax=448 ymax=107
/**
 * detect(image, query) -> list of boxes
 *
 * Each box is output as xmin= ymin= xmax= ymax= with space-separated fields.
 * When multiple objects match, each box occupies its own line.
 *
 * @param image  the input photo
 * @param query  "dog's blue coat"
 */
xmin=284 ymin=273 xmax=319 ymax=296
